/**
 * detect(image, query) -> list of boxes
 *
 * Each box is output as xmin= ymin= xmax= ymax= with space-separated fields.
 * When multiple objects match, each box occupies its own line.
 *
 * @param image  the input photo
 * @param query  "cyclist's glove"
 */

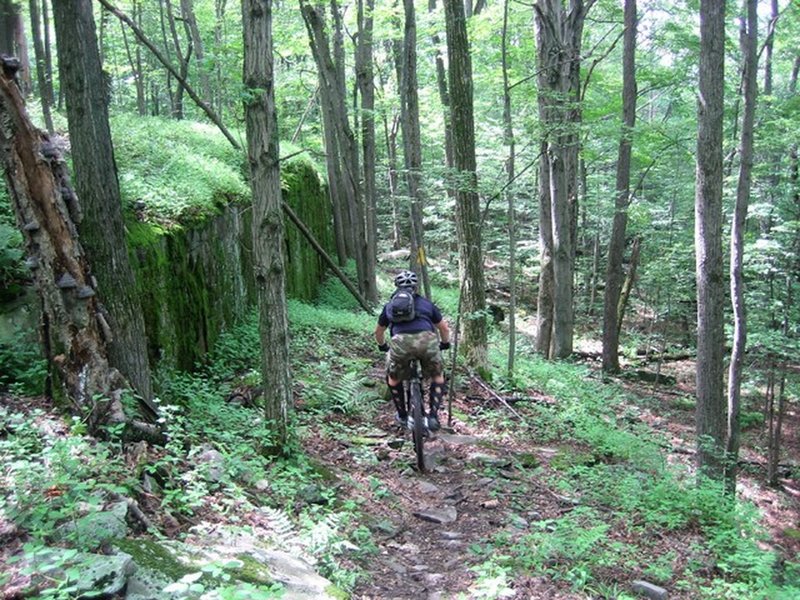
xmin=439 ymin=341 xmax=451 ymax=351
xmin=378 ymin=343 xmax=390 ymax=352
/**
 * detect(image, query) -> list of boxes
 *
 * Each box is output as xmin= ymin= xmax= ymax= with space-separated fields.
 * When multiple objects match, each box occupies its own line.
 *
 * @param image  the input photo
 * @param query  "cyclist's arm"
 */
xmin=435 ymin=319 xmax=450 ymax=343
xmin=375 ymin=323 xmax=389 ymax=346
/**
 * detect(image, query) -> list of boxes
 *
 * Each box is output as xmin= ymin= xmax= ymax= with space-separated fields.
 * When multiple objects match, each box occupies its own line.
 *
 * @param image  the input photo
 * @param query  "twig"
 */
xmin=471 ymin=374 xmax=523 ymax=420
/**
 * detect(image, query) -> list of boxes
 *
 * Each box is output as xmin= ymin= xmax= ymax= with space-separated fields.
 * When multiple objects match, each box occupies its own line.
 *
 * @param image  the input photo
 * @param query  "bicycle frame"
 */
xmin=405 ymin=358 xmax=427 ymax=471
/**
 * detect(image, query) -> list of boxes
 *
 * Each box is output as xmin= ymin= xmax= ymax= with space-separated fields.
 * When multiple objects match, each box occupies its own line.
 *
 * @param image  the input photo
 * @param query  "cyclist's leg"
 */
xmin=427 ymin=375 xmax=446 ymax=431
xmin=386 ymin=336 xmax=415 ymax=425
xmin=418 ymin=332 xmax=445 ymax=430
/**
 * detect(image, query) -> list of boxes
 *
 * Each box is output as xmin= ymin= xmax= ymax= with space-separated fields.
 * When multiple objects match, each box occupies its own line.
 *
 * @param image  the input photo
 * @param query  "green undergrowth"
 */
xmin=112 ymin=114 xmax=249 ymax=226
xmin=463 ymin=343 xmax=800 ymax=598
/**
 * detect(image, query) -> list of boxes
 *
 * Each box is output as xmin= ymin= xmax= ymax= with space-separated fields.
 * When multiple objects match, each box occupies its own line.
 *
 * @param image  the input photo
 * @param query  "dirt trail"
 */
xmin=304 ymin=382 xmax=563 ymax=600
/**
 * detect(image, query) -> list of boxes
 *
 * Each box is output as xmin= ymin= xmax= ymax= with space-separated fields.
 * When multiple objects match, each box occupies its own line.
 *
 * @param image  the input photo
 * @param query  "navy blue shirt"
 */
xmin=378 ymin=294 xmax=443 ymax=335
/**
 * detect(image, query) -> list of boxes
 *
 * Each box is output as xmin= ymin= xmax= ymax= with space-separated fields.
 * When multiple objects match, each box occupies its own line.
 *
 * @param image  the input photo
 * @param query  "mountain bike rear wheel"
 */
xmin=409 ymin=379 xmax=425 ymax=471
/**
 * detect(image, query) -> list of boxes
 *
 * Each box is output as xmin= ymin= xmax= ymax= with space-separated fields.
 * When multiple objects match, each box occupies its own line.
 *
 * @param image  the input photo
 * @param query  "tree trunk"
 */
xmin=533 ymin=0 xmax=591 ymax=359
xmin=502 ymin=0 xmax=516 ymax=377
xmin=301 ymin=0 xmax=373 ymax=302
xmin=444 ymin=0 xmax=487 ymax=369
xmin=29 ymin=0 xmax=54 ymax=132
xmin=214 ymin=0 xmax=227 ymax=117
xmin=724 ymin=0 xmax=757 ymax=495
xmin=356 ymin=0 xmax=379 ymax=304
xmin=242 ymin=0 xmax=292 ymax=450
xmin=536 ymin=143 xmax=554 ymax=356
xmin=429 ymin=0 xmax=454 ymax=197
xmin=120 ymin=0 xmax=147 ymax=116
xmin=0 ymin=1 xmax=30 ymax=94
xmin=615 ymin=235 xmax=640 ymax=339
xmin=53 ymin=0 xmax=155 ymax=406
xmin=0 ymin=58 xmax=158 ymax=436
xmin=602 ymin=0 xmax=637 ymax=373
xmin=694 ymin=0 xmax=726 ymax=481
xmin=165 ymin=0 xmax=189 ymax=119
xmin=42 ymin=0 xmax=55 ymax=108
xmin=180 ymin=0 xmax=212 ymax=106
xmin=400 ymin=0 xmax=431 ymax=298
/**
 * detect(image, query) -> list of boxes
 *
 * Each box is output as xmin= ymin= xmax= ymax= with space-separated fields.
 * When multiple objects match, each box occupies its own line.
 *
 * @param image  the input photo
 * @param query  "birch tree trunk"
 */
xmin=53 ymin=0 xmax=154 ymax=405
xmin=695 ymin=0 xmax=726 ymax=481
xmin=602 ymin=0 xmax=637 ymax=373
xmin=725 ymin=0 xmax=758 ymax=494
xmin=444 ymin=0 xmax=487 ymax=369
xmin=242 ymin=0 xmax=292 ymax=450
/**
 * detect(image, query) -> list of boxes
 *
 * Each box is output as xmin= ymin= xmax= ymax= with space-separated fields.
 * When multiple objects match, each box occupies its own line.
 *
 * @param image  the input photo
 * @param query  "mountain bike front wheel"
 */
xmin=409 ymin=379 xmax=425 ymax=472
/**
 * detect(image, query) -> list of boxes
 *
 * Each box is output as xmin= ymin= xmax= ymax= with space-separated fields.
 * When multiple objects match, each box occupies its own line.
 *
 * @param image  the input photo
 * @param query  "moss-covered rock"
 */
xmin=123 ymin=153 xmax=331 ymax=370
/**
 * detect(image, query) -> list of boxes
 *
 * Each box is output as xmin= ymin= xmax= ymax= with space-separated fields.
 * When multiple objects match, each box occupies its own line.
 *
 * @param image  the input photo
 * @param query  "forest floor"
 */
xmin=3 ymin=318 xmax=800 ymax=599
xmin=300 ymin=354 xmax=800 ymax=599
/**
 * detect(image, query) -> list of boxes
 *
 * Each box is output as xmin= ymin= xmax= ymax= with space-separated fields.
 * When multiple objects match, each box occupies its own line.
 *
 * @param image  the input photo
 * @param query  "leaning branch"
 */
xmin=282 ymin=201 xmax=374 ymax=314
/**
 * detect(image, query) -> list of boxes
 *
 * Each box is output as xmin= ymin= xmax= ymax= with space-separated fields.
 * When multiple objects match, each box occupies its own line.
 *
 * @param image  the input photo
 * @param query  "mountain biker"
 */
xmin=375 ymin=270 xmax=451 ymax=431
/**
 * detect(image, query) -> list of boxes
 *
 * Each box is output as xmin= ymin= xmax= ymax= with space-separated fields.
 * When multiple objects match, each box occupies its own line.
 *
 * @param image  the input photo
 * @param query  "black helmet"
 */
xmin=394 ymin=270 xmax=418 ymax=288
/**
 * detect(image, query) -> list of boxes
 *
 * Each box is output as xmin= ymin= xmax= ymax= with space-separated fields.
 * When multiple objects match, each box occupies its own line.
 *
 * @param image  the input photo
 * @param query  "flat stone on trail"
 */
xmin=416 ymin=481 xmax=440 ymax=494
xmin=437 ymin=433 xmax=481 ymax=445
xmin=631 ymin=580 xmax=668 ymax=600
xmin=413 ymin=505 xmax=457 ymax=524
xmin=439 ymin=530 xmax=463 ymax=540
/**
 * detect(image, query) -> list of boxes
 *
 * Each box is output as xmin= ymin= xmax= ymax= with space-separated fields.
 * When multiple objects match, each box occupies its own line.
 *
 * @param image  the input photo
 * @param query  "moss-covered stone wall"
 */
xmin=129 ymin=158 xmax=331 ymax=371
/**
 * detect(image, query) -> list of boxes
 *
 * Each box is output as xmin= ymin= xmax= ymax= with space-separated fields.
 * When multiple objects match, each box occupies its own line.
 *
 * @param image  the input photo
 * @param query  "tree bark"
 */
xmin=502 ymin=0 xmax=516 ymax=376
xmin=180 ymin=0 xmax=212 ymax=105
xmin=694 ymin=0 xmax=726 ymax=481
xmin=400 ymin=0 xmax=431 ymax=298
xmin=0 ymin=1 xmax=30 ymax=94
xmin=535 ymin=142 xmax=554 ymax=356
xmin=725 ymin=0 xmax=757 ymax=494
xmin=165 ymin=0 xmax=189 ymax=119
xmin=29 ymin=0 xmax=54 ymax=132
xmin=0 ymin=58 xmax=150 ymax=433
xmin=429 ymin=0 xmax=454 ymax=198
xmin=356 ymin=0 xmax=379 ymax=304
xmin=53 ymin=0 xmax=155 ymax=406
xmin=444 ymin=0 xmax=487 ymax=369
xmin=301 ymin=0 xmax=373 ymax=302
xmin=242 ymin=0 xmax=292 ymax=450
xmin=615 ymin=235 xmax=640 ymax=339
xmin=533 ymin=0 xmax=591 ymax=359
xmin=602 ymin=0 xmax=637 ymax=373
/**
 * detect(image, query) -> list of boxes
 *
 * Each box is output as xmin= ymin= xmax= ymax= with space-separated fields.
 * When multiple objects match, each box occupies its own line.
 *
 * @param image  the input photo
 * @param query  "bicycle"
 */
xmin=403 ymin=358 xmax=429 ymax=472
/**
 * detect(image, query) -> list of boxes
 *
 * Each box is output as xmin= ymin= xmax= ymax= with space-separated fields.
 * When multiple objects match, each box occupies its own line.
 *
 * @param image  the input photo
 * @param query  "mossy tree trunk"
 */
xmin=243 ymin=0 xmax=292 ymax=449
xmin=53 ymin=0 xmax=154 ymax=405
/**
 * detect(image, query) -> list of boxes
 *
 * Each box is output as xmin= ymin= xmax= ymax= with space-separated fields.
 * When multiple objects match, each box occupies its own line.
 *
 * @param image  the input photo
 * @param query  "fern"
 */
xmin=257 ymin=506 xmax=297 ymax=550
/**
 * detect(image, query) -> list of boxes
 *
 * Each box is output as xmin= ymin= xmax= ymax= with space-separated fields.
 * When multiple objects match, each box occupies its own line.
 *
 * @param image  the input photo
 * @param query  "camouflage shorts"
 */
xmin=386 ymin=331 xmax=443 ymax=381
